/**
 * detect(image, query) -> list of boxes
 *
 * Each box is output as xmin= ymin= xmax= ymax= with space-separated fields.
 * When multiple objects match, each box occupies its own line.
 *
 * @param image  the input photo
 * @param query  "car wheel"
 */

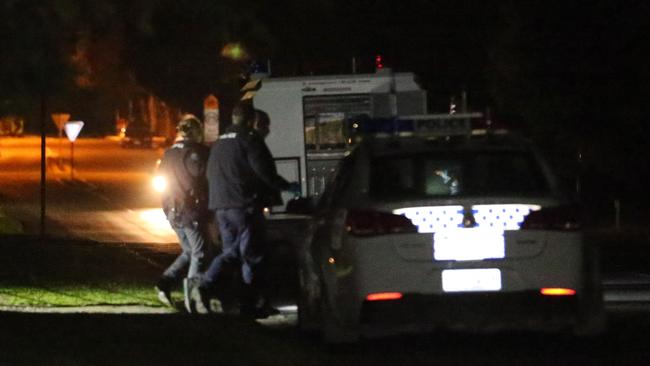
xmin=573 ymin=287 xmax=606 ymax=337
xmin=573 ymin=245 xmax=607 ymax=337
xmin=297 ymin=269 xmax=320 ymax=334
xmin=320 ymin=279 xmax=359 ymax=344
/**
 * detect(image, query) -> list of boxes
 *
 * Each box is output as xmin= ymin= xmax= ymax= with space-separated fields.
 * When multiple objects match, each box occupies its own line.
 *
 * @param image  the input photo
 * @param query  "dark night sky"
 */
xmin=1 ymin=0 xmax=649 ymax=205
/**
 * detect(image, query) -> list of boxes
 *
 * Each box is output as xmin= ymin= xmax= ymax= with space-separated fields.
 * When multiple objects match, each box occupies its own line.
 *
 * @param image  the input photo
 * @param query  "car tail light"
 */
xmin=540 ymin=288 xmax=576 ymax=296
xmin=520 ymin=205 xmax=581 ymax=231
xmin=346 ymin=209 xmax=417 ymax=236
xmin=366 ymin=292 xmax=403 ymax=301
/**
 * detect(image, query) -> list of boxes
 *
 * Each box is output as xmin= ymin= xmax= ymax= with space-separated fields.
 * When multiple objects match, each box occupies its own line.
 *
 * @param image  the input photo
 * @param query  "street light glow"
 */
xmin=221 ymin=43 xmax=248 ymax=61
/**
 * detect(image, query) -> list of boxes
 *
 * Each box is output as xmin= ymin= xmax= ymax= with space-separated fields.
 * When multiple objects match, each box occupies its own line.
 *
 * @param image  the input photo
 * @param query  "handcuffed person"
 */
xmin=155 ymin=114 xmax=211 ymax=312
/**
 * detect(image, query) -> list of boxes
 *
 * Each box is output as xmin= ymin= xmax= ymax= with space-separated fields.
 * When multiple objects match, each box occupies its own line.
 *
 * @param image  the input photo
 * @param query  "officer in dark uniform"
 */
xmin=252 ymin=109 xmax=284 ymax=208
xmin=196 ymin=102 xmax=298 ymax=317
xmin=155 ymin=114 xmax=210 ymax=312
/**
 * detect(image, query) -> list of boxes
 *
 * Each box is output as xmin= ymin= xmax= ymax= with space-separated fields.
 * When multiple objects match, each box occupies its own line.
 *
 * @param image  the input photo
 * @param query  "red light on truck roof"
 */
xmin=375 ymin=55 xmax=384 ymax=69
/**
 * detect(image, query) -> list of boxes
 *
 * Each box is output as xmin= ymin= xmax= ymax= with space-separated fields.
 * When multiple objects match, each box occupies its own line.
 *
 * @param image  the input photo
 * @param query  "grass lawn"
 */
xmin=0 ymin=236 xmax=176 ymax=309
xmin=0 ymin=207 xmax=23 ymax=235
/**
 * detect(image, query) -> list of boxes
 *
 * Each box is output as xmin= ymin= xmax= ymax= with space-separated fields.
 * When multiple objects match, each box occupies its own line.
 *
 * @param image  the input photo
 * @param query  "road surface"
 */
xmin=4 ymin=136 xmax=650 ymax=365
xmin=0 ymin=135 xmax=176 ymax=243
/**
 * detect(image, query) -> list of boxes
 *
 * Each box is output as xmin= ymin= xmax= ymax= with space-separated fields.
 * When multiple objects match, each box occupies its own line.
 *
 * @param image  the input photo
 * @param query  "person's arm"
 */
xmin=183 ymin=145 xmax=208 ymax=180
xmin=183 ymin=145 xmax=209 ymax=202
xmin=158 ymin=151 xmax=173 ymax=215
xmin=245 ymin=134 xmax=290 ymax=191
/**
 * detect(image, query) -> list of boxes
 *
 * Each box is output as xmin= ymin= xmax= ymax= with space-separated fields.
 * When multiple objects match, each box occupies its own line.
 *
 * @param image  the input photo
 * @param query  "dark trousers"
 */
xmin=203 ymin=206 xmax=268 ymax=299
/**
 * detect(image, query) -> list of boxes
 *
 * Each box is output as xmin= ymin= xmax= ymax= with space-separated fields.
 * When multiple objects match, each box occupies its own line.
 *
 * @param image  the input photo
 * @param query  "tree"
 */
xmin=0 ymin=1 xmax=77 ymax=126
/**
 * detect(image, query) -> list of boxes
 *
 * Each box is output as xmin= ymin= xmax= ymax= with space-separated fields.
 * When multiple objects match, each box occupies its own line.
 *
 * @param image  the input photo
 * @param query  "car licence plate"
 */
xmin=442 ymin=268 xmax=502 ymax=292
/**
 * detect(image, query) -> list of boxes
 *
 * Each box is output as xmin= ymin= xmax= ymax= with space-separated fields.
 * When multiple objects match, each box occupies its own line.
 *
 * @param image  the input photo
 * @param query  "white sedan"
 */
xmin=295 ymin=129 xmax=605 ymax=343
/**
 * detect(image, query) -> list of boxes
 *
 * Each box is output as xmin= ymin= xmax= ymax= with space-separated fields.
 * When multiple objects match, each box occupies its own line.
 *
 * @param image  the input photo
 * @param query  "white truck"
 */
xmin=243 ymin=69 xmax=428 ymax=212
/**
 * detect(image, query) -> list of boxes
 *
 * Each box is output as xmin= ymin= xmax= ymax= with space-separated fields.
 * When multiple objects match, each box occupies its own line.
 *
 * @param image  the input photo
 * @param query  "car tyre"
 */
xmin=319 ymin=280 xmax=359 ymax=344
xmin=297 ymin=269 xmax=320 ymax=335
xmin=573 ymin=244 xmax=607 ymax=337
xmin=573 ymin=288 xmax=606 ymax=337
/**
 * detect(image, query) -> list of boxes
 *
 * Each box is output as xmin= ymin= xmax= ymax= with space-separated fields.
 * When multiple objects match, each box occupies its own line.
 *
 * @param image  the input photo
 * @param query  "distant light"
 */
xmin=375 ymin=54 xmax=384 ymax=69
xmin=328 ymin=257 xmax=336 ymax=264
xmin=540 ymin=288 xmax=576 ymax=296
xmin=366 ymin=292 xmax=403 ymax=301
xmin=230 ymin=45 xmax=242 ymax=59
xmin=221 ymin=43 xmax=248 ymax=61
xmin=449 ymin=98 xmax=457 ymax=114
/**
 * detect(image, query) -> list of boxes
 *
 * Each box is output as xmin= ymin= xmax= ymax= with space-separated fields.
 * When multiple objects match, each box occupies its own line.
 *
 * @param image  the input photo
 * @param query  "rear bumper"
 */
xmin=360 ymin=291 xmax=580 ymax=335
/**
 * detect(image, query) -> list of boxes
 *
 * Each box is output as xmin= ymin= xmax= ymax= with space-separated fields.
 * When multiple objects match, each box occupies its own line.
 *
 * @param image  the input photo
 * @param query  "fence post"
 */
xmin=614 ymin=199 xmax=621 ymax=230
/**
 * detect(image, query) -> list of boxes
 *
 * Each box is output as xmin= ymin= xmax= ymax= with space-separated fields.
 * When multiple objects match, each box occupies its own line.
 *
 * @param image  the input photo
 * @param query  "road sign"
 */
xmin=64 ymin=121 xmax=84 ymax=142
xmin=51 ymin=113 xmax=70 ymax=131
xmin=203 ymin=95 xmax=220 ymax=144
xmin=63 ymin=121 xmax=84 ymax=181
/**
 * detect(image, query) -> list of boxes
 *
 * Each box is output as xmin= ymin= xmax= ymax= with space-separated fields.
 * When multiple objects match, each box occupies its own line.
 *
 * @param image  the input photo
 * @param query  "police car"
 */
xmin=295 ymin=113 xmax=605 ymax=343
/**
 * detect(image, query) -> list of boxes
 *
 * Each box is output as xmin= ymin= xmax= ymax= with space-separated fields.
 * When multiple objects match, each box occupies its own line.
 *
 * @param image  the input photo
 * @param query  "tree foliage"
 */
xmin=0 ymin=0 xmax=76 ymax=116
xmin=1 ymin=0 xmax=648 ymax=198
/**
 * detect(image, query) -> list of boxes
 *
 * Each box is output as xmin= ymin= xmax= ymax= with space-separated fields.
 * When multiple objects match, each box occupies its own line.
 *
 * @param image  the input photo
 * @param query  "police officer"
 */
xmin=252 ymin=109 xmax=284 ymax=208
xmin=155 ymin=114 xmax=210 ymax=312
xmin=196 ymin=102 xmax=298 ymax=317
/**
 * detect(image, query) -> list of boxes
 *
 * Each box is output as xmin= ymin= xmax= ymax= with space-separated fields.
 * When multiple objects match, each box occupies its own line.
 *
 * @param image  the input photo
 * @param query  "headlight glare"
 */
xmin=152 ymin=175 xmax=167 ymax=193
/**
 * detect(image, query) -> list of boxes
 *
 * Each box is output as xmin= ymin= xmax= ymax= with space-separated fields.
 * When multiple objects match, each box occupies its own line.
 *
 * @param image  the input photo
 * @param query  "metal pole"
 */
xmin=70 ymin=141 xmax=74 ymax=181
xmin=614 ymin=199 xmax=621 ymax=230
xmin=389 ymin=68 xmax=397 ymax=117
xmin=58 ymin=126 xmax=63 ymax=169
xmin=40 ymin=94 xmax=46 ymax=238
xmin=461 ymin=90 xmax=468 ymax=113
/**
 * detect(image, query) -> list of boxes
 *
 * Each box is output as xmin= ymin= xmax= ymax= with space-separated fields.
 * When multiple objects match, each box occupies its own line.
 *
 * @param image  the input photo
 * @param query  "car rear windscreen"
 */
xmin=370 ymin=150 xmax=551 ymax=199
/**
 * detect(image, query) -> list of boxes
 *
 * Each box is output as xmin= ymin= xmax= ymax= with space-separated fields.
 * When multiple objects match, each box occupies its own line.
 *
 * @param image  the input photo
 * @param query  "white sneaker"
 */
xmin=156 ymin=287 xmax=173 ymax=307
xmin=183 ymin=278 xmax=196 ymax=313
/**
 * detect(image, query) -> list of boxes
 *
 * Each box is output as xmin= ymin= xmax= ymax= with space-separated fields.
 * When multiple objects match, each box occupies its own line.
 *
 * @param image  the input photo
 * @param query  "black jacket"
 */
xmin=207 ymin=124 xmax=289 ymax=209
xmin=159 ymin=140 xmax=209 ymax=227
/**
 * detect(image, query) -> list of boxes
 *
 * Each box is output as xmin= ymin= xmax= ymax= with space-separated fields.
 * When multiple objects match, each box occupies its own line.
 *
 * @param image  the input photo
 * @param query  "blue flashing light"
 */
xmin=349 ymin=113 xmax=486 ymax=140
xmin=349 ymin=117 xmax=414 ymax=135
xmin=249 ymin=60 xmax=267 ymax=74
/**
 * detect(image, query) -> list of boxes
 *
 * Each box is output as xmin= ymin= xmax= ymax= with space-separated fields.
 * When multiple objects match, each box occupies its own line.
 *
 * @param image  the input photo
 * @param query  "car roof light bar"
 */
xmin=351 ymin=113 xmax=484 ymax=139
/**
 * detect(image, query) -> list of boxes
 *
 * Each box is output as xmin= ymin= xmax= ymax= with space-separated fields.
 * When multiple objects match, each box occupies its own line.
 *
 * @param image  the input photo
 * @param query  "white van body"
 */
xmin=247 ymin=70 xmax=427 ymax=211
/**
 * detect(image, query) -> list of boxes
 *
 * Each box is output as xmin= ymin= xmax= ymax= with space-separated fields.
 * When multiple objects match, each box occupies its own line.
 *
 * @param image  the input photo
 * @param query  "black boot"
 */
xmin=253 ymin=297 xmax=280 ymax=319
xmin=239 ymin=285 xmax=279 ymax=319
